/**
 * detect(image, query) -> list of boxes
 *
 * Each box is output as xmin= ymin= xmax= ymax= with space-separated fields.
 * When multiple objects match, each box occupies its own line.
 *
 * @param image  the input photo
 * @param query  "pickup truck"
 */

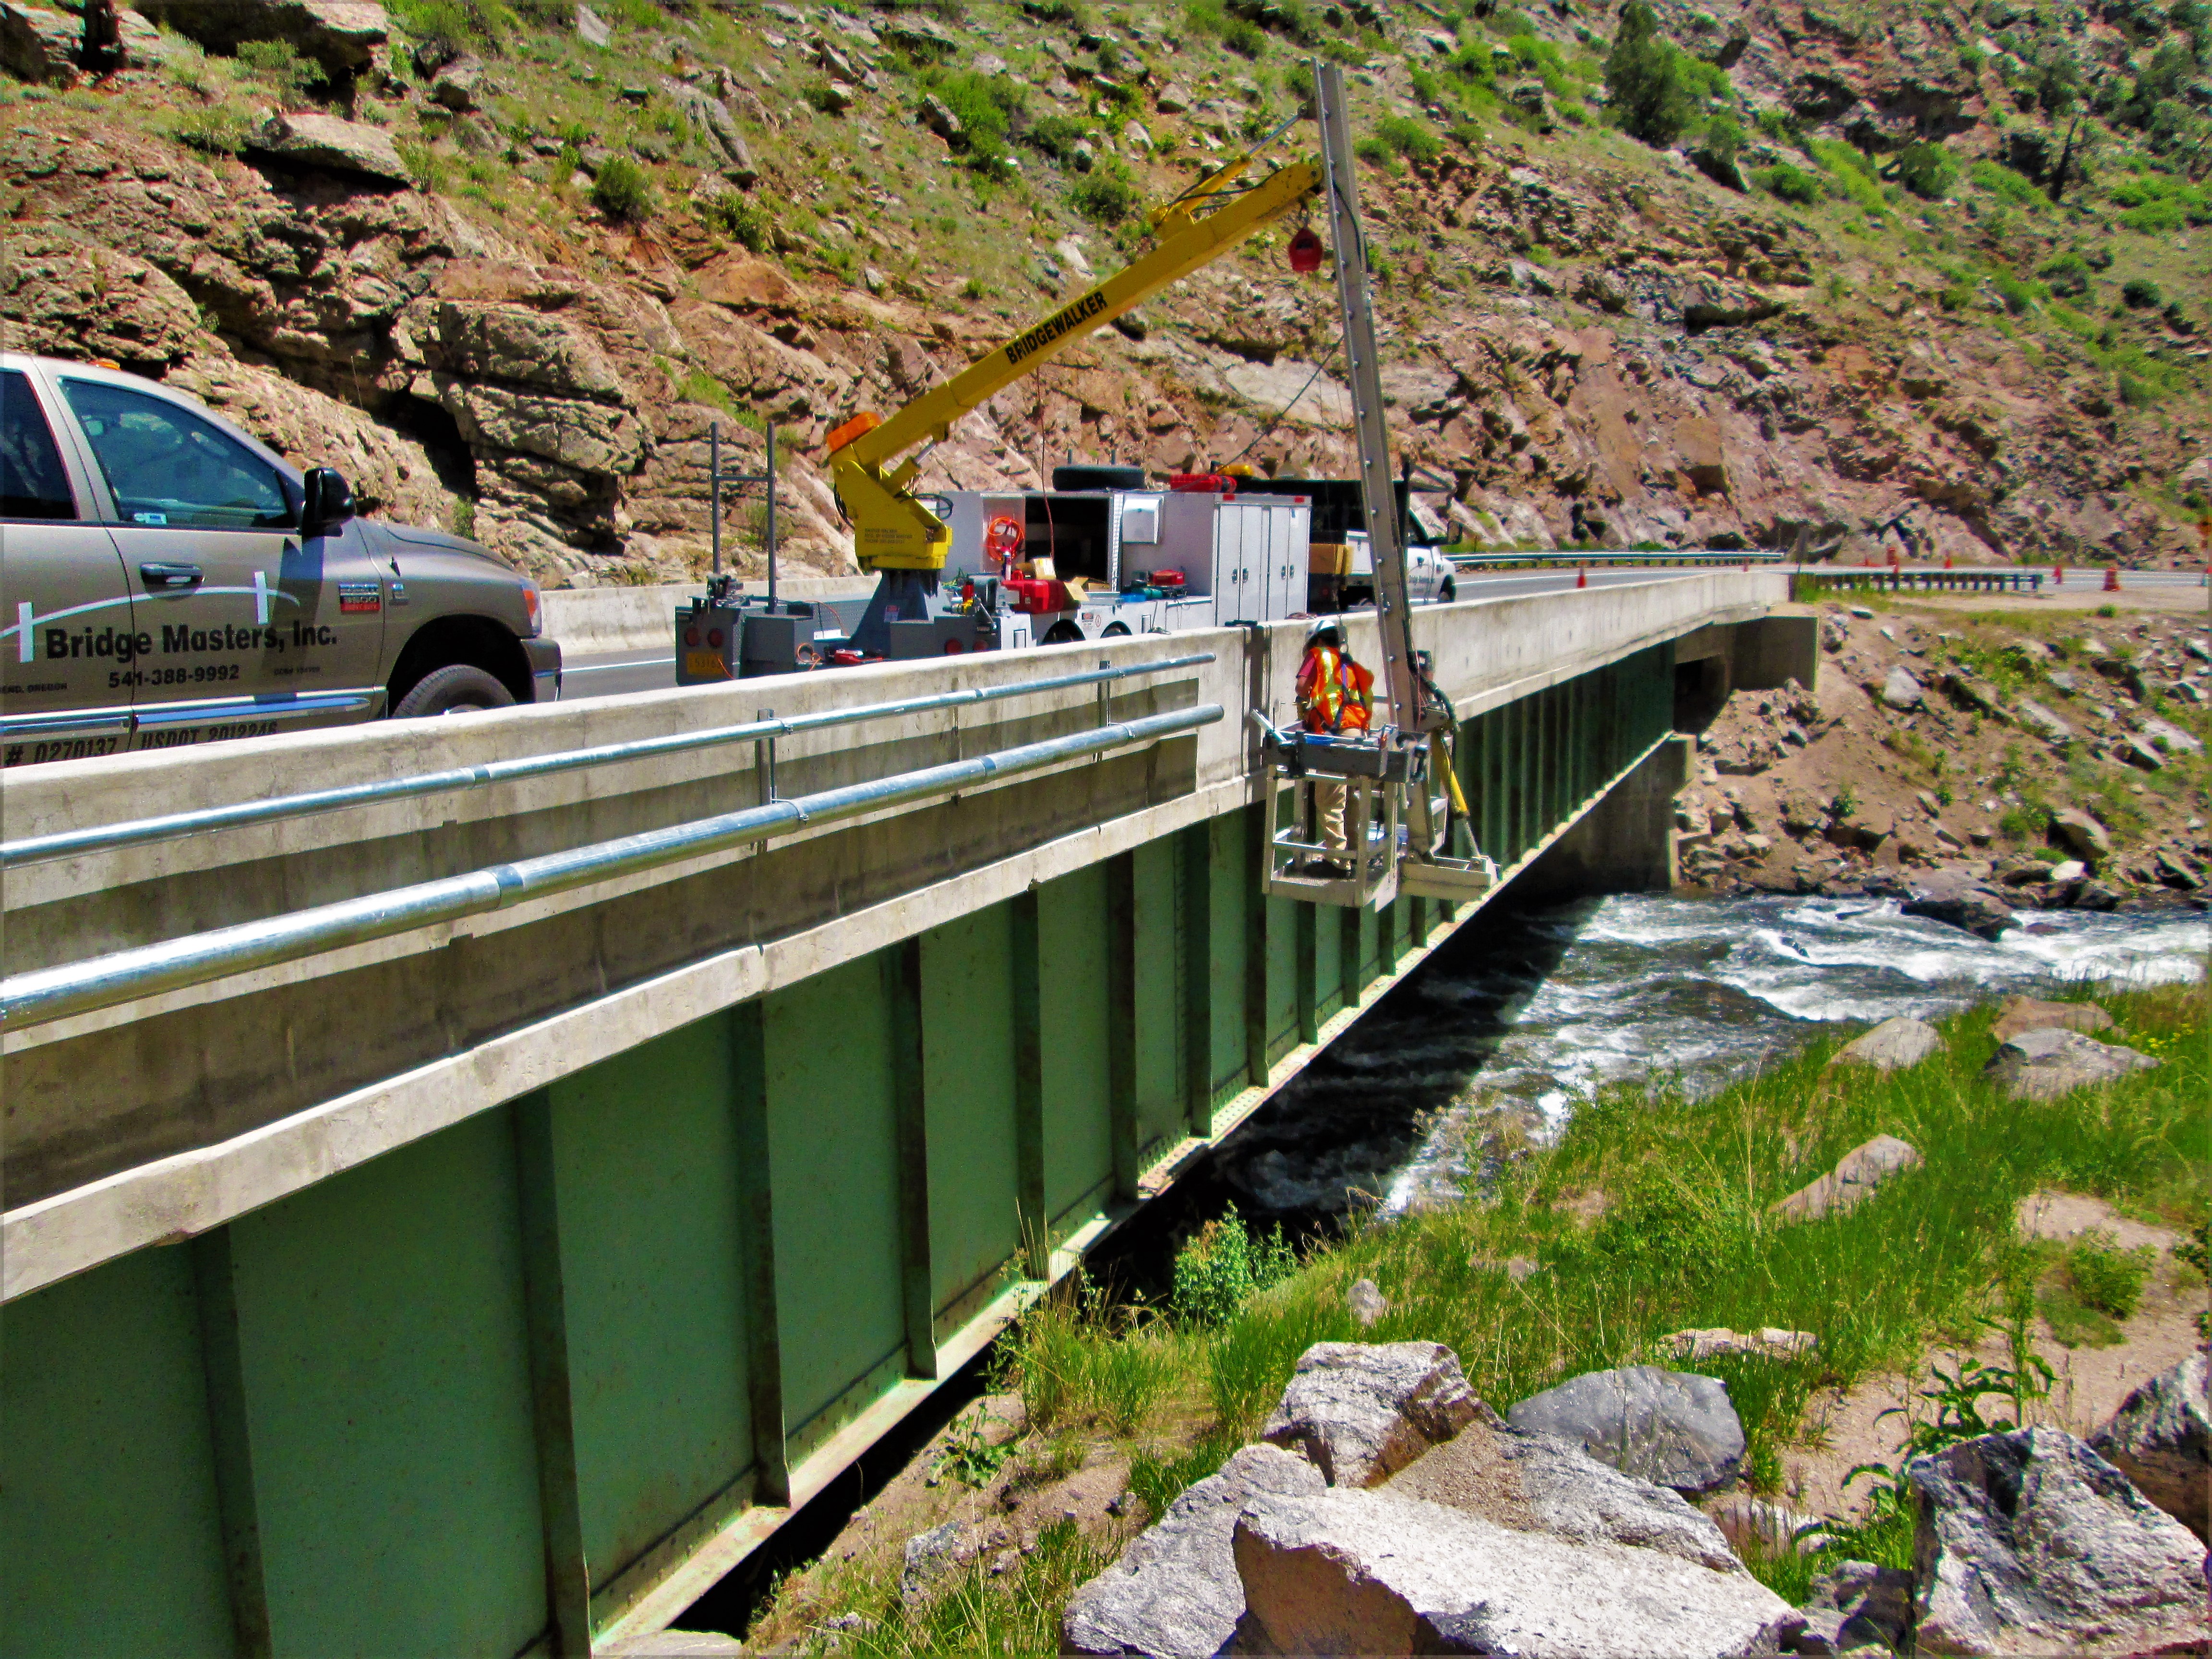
xmin=0 ymin=354 xmax=559 ymax=766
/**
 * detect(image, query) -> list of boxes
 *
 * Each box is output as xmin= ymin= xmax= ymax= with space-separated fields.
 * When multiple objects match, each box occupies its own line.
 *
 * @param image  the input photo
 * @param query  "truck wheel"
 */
xmin=1102 ymin=622 xmax=1132 ymax=637
xmin=392 ymin=663 xmax=516 ymax=718
xmin=1042 ymin=621 xmax=1085 ymax=645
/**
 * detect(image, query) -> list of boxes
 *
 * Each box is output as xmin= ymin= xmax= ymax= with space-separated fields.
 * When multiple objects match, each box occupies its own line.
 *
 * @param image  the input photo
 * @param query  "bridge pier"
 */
xmin=1514 ymin=734 xmax=1695 ymax=901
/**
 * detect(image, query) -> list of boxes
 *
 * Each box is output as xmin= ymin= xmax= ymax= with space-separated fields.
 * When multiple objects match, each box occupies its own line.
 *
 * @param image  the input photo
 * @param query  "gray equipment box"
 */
xmin=674 ymin=600 xmax=742 ymax=685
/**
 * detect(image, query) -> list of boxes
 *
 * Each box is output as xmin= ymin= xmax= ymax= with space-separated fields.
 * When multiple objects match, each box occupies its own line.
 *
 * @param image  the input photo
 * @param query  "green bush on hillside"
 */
xmin=1021 ymin=113 xmax=1087 ymax=165
xmin=2123 ymin=276 xmax=2165 ymax=308
xmin=236 ymin=40 xmax=320 ymax=103
xmin=1067 ymin=156 xmax=1141 ymax=223
xmin=1757 ymin=162 xmax=1821 ymax=203
xmin=1186 ymin=0 xmax=1267 ymax=57
xmin=1171 ymin=1207 xmax=1295 ymax=1327
xmin=589 ymin=155 xmax=655 ymax=223
xmin=1893 ymin=140 xmax=1958 ymax=199
xmin=921 ymin=70 xmax=1024 ymax=171
xmin=1604 ymin=0 xmax=1702 ymax=144
xmin=1372 ymin=114 xmax=1443 ymax=165
xmin=2037 ymin=251 xmax=2092 ymax=296
xmin=699 ymin=189 xmax=771 ymax=252
xmin=1970 ymin=158 xmax=2050 ymax=208
xmin=392 ymin=0 xmax=514 ymax=57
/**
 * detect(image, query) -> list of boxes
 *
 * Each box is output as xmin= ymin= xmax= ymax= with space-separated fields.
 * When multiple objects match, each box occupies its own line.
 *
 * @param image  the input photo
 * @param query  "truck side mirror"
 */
xmin=300 ymin=467 xmax=356 ymax=538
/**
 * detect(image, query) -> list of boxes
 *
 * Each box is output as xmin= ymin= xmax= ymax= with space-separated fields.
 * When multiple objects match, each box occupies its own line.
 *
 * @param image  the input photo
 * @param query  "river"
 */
xmin=1213 ymin=894 xmax=2210 ymax=1222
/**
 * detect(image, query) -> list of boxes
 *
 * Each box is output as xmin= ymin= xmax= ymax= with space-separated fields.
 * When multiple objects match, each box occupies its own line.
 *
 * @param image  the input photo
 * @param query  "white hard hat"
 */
xmin=1307 ymin=617 xmax=1344 ymax=643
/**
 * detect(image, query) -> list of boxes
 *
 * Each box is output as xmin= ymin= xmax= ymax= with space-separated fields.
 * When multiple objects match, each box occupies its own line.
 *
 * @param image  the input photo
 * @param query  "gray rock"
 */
xmin=2089 ymin=1350 xmax=2209 ymax=1541
xmin=247 ymin=112 xmax=410 ymax=184
xmin=1983 ymin=1027 xmax=2159 ymax=1100
xmin=1385 ymin=1415 xmax=1744 ymax=1573
xmin=2141 ymin=716 xmax=2205 ymax=756
xmin=2119 ymin=735 xmax=2168 ymax=771
xmin=1061 ymin=1443 xmax=1322 ymax=1658
xmin=900 ymin=1519 xmax=967 ymax=1604
xmin=1229 ymin=1488 xmax=1800 ymax=1657
xmin=1989 ymin=995 xmax=2113 ymax=1042
xmin=1944 ymin=671 xmax=2004 ymax=716
xmin=1881 ymin=665 xmax=1924 ymax=709
xmin=1833 ymin=1015 xmax=1945 ymax=1071
xmin=1792 ymin=1559 xmax=1910 ymax=1656
xmin=0 ymin=3 xmax=80 ymax=84
xmin=575 ymin=1 xmax=610 ymax=46
xmin=1262 ymin=1341 xmax=1483 ymax=1488
xmin=429 ymin=54 xmax=488 ymax=110
xmin=2016 ymin=697 xmax=2076 ymax=744
xmin=1661 ymin=1326 xmax=1817 ymax=1364
xmin=135 ymin=0 xmax=388 ymax=78
xmin=1505 ymin=1366 xmax=1744 ymax=1495
xmin=1910 ymin=1425 xmax=2208 ymax=1656
xmin=1345 ymin=1277 xmax=1388 ymax=1329
xmin=1902 ymin=880 xmax=2015 ymax=940
xmin=1773 ymin=1134 xmax=1923 ymax=1223
xmin=2049 ymin=806 xmax=2111 ymax=862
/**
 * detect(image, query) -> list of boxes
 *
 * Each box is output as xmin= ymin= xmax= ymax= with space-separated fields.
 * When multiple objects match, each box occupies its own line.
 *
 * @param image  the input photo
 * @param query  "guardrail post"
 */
xmin=730 ymin=1001 xmax=789 ymax=1506
xmin=884 ymin=939 xmax=938 ymax=1377
xmin=191 ymin=1229 xmax=275 ymax=1659
xmin=512 ymin=1094 xmax=593 ymax=1658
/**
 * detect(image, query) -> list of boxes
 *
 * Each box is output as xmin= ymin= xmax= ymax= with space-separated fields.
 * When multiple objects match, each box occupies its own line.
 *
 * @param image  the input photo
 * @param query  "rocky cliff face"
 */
xmin=3 ymin=0 xmax=2205 ymax=587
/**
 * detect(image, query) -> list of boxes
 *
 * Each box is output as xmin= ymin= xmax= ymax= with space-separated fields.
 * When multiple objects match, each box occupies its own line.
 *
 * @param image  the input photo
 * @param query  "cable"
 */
xmin=1214 ymin=344 xmax=1341 ymax=471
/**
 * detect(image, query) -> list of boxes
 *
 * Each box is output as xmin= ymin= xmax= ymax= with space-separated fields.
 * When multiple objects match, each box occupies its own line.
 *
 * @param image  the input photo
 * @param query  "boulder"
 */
xmin=1387 ymin=1417 xmax=1743 ymax=1572
xmin=1706 ymin=1494 xmax=1831 ymax=1557
xmin=1910 ymin=1426 xmax=2208 ymax=1656
xmin=1881 ymin=665 xmax=1924 ymax=709
xmin=1983 ymin=1027 xmax=2158 ymax=1100
xmin=1832 ymin=1015 xmax=1945 ymax=1071
xmin=1229 ymin=1488 xmax=1800 ymax=1657
xmin=1772 ymin=1133 xmax=1923 ymax=1223
xmin=899 ymin=1518 xmax=970 ymax=1604
xmin=575 ymin=2 xmax=611 ymax=47
xmin=2015 ymin=697 xmax=2075 ymax=744
xmin=1261 ymin=1341 xmax=1484 ymax=1488
xmin=2118 ymin=735 xmax=2167 ymax=771
xmin=1060 ymin=1443 xmax=1323 ymax=1658
xmin=429 ymin=55 xmax=489 ymax=110
xmin=1504 ymin=1366 xmax=1744 ymax=1496
xmin=247 ymin=112 xmax=411 ymax=185
xmin=1944 ymin=671 xmax=2005 ymax=716
xmin=2140 ymin=716 xmax=2204 ymax=756
xmin=1902 ymin=880 xmax=2015 ymax=940
xmin=1793 ymin=1559 xmax=1911 ymax=1656
xmin=135 ymin=0 xmax=389 ymax=78
xmin=2049 ymin=807 xmax=2111 ymax=863
xmin=1660 ymin=1327 xmax=1818 ymax=1364
xmin=2088 ymin=1351 xmax=2209 ymax=1542
xmin=0 ymin=3 xmax=79 ymax=84
xmin=692 ymin=252 xmax=800 ymax=311
xmin=1989 ymin=995 xmax=2114 ymax=1042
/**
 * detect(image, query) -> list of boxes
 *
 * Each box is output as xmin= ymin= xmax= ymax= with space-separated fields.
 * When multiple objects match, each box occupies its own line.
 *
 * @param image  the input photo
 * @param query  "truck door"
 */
xmin=0 ymin=368 xmax=138 ymax=765
xmin=56 ymin=374 xmax=384 ymax=746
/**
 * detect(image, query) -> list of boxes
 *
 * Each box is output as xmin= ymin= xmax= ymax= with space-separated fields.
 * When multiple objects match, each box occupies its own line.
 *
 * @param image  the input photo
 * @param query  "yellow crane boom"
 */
xmin=826 ymin=149 xmax=1322 ymax=571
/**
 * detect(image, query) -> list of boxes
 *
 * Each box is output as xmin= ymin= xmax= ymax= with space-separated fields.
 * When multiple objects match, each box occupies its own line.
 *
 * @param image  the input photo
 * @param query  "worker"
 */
xmin=1294 ymin=619 xmax=1374 ymax=876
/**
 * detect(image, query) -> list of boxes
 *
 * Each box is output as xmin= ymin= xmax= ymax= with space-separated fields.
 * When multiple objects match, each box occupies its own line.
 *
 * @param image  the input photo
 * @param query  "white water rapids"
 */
xmin=1213 ymin=895 xmax=2208 ymax=1221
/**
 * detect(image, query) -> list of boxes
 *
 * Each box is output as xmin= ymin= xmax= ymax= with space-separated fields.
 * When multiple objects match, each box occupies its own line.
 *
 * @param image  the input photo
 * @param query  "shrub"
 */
xmin=1757 ymin=162 xmax=1821 ymax=203
xmin=2065 ymin=1231 xmax=2154 ymax=1319
xmin=235 ymin=40 xmax=320 ymax=104
xmin=1605 ymin=0 xmax=1699 ymax=145
xmin=172 ymin=103 xmax=255 ymax=154
xmin=1021 ymin=113 xmax=1087 ymax=164
xmin=1067 ymin=156 xmax=1141 ymax=222
xmin=2122 ymin=276 xmax=2164 ymax=308
xmin=1171 ymin=1206 xmax=1295 ymax=1327
xmin=2037 ymin=252 xmax=2091 ymax=296
xmin=1702 ymin=110 xmax=1744 ymax=164
xmin=1969 ymin=158 xmax=2049 ymax=208
xmin=925 ymin=69 xmax=1024 ymax=169
xmin=392 ymin=0 xmax=514 ymax=57
xmin=699 ymin=189 xmax=771 ymax=251
xmin=1187 ymin=0 xmax=1265 ymax=56
xmin=1893 ymin=141 xmax=1958 ymax=200
xmin=589 ymin=156 xmax=656 ymax=222
xmin=1372 ymin=114 xmax=1442 ymax=165
xmin=1992 ymin=272 xmax=2043 ymax=314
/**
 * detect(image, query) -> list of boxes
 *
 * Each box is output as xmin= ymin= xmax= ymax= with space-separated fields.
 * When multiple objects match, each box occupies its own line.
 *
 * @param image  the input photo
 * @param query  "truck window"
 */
xmin=59 ymin=378 xmax=292 ymax=531
xmin=0 ymin=370 xmax=76 ymax=521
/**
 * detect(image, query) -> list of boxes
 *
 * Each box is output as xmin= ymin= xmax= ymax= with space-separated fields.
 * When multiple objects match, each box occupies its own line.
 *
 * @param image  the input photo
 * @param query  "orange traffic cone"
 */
xmin=1943 ymin=554 xmax=1954 ymax=570
xmin=2103 ymin=564 xmax=2120 ymax=592
xmin=2054 ymin=565 xmax=2065 ymax=585
xmin=1576 ymin=564 xmax=1587 ymax=589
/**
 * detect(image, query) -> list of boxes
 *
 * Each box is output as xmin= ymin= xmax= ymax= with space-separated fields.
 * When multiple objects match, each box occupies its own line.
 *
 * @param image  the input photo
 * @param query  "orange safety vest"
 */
xmin=1296 ymin=645 xmax=1374 ymax=734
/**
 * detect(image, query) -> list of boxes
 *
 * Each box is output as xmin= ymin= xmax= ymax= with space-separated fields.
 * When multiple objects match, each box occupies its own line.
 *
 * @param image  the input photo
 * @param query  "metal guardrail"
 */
xmin=1449 ymin=550 xmax=1786 ymax=568
xmin=0 ymin=703 xmax=1224 ymax=1031
xmin=0 ymin=653 xmax=1217 ymax=869
xmin=1797 ymin=568 xmax=2044 ymax=592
